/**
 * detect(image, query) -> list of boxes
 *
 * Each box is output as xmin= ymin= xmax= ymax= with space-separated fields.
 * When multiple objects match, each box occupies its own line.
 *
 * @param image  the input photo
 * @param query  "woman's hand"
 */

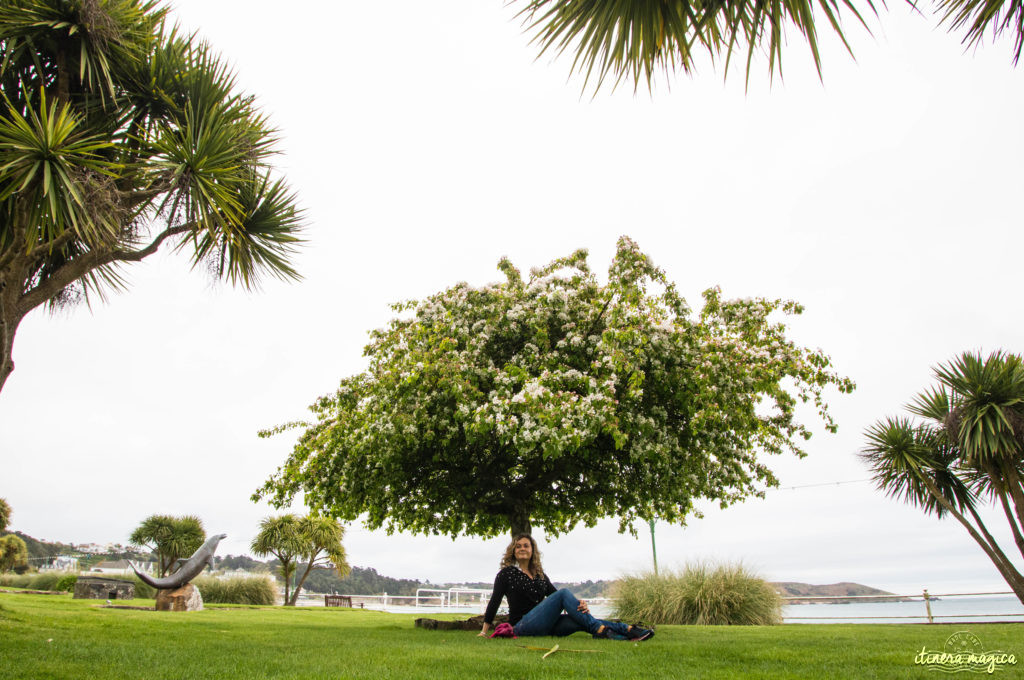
xmin=577 ymin=599 xmax=589 ymax=614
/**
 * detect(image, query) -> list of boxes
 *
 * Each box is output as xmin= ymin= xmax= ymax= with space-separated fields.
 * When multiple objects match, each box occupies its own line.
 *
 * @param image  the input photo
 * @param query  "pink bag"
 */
xmin=489 ymin=622 xmax=517 ymax=638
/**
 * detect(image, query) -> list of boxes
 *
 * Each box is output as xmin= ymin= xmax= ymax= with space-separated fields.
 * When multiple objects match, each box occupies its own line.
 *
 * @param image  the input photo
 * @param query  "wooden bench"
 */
xmin=324 ymin=595 xmax=353 ymax=608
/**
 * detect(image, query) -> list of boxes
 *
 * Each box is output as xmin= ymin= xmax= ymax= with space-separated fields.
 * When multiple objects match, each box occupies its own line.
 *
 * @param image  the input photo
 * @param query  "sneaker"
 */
xmin=593 ymin=626 xmax=628 ymax=641
xmin=627 ymin=625 xmax=655 ymax=642
xmin=489 ymin=622 xmax=516 ymax=638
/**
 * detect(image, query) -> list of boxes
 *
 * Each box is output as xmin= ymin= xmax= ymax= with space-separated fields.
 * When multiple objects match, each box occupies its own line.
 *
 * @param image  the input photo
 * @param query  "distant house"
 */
xmin=40 ymin=555 xmax=79 ymax=572
xmin=76 ymin=543 xmax=106 ymax=554
xmin=91 ymin=560 xmax=137 ymax=576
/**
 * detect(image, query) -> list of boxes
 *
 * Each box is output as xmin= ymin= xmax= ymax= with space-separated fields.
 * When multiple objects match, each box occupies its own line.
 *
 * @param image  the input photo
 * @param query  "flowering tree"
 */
xmin=256 ymin=237 xmax=853 ymax=538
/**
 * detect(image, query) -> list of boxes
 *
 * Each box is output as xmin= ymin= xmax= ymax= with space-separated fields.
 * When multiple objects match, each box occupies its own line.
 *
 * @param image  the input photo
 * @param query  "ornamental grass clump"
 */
xmin=0 ymin=572 xmax=63 ymax=590
xmin=193 ymin=575 xmax=276 ymax=605
xmin=613 ymin=563 xmax=782 ymax=625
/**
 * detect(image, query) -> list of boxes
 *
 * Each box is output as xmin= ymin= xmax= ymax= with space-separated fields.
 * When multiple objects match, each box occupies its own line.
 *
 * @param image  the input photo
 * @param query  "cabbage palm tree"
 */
xmin=251 ymin=514 xmax=305 ymax=605
xmin=287 ymin=515 xmax=350 ymax=606
xmin=861 ymin=351 xmax=1024 ymax=604
xmin=128 ymin=514 xmax=205 ymax=577
xmin=511 ymin=0 xmax=1024 ymax=91
xmin=0 ymin=498 xmax=10 ymax=532
xmin=0 ymin=0 xmax=302 ymax=395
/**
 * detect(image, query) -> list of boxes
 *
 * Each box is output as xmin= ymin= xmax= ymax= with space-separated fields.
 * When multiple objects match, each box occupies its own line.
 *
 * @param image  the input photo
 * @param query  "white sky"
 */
xmin=1 ymin=1 xmax=1022 ymax=595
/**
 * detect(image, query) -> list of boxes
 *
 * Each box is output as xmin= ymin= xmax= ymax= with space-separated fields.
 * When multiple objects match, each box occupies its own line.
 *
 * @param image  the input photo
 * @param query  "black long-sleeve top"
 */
xmin=483 ymin=565 xmax=557 ymax=625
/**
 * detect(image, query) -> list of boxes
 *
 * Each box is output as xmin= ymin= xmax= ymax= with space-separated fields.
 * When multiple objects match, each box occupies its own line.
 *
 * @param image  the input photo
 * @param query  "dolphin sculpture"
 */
xmin=129 ymin=533 xmax=227 ymax=590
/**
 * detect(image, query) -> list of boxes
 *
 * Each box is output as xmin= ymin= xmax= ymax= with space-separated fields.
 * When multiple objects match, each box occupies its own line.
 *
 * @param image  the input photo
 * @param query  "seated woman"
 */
xmin=478 ymin=533 xmax=654 ymax=641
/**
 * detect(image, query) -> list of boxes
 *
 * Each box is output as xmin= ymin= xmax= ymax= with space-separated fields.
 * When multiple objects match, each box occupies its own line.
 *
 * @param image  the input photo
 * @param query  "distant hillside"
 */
xmin=772 ymin=582 xmax=907 ymax=603
xmin=0 ymin=531 xmax=75 ymax=561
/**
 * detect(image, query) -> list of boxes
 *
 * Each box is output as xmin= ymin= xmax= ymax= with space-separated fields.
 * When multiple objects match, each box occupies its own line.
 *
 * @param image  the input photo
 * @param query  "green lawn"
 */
xmin=0 ymin=591 xmax=1020 ymax=679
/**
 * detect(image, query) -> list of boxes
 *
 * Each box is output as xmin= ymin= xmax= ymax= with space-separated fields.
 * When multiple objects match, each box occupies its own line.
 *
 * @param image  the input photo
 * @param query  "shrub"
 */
xmin=55 ymin=574 xmax=78 ymax=592
xmin=612 ymin=563 xmax=782 ymax=625
xmin=192 ymin=575 xmax=276 ymax=605
xmin=124 ymin=575 xmax=156 ymax=599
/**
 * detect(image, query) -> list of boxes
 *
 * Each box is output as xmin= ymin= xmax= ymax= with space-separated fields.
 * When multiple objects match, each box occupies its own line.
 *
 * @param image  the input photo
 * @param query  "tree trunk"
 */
xmin=0 ymin=312 xmax=17 ymax=396
xmin=986 ymin=460 xmax=1024 ymax=560
xmin=509 ymin=512 xmax=532 ymax=539
xmin=0 ymin=265 xmax=25 ymax=395
xmin=966 ymin=502 xmax=1024 ymax=590
xmin=923 ymin=477 xmax=1024 ymax=604
xmin=288 ymin=556 xmax=318 ymax=606
xmin=1000 ymin=460 xmax=1024 ymax=541
xmin=280 ymin=559 xmax=293 ymax=606
xmin=995 ymin=486 xmax=1024 ymax=560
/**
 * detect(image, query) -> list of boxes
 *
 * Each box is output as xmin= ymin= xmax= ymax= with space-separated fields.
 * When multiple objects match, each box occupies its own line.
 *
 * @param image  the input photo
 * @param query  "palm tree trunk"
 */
xmin=1000 ymin=460 xmax=1024 ymax=538
xmin=921 ymin=477 xmax=1024 ymax=603
xmin=995 ymin=486 xmax=1024 ymax=560
xmin=0 ymin=267 xmax=25 ymax=395
xmin=966 ymin=502 xmax=1024 ymax=585
xmin=281 ymin=558 xmax=292 ymax=606
xmin=985 ymin=460 xmax=1024 ymax=559
xmin=289 ymin=557 xmax=318 ymax=606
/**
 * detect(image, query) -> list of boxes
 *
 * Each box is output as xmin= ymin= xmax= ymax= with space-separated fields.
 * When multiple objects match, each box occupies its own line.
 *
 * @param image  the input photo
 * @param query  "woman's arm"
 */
xmin=480 ymin=569 xmax=509 ymax=636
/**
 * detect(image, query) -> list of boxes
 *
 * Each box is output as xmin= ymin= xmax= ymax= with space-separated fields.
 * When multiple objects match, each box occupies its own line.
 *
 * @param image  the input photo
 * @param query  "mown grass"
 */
xmin=0 ymin=591 xmax=1021 ymax=679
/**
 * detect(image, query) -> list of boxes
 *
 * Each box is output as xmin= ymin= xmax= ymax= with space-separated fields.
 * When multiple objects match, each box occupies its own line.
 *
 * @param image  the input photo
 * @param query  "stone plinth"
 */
xmin=155 ymin=583 xmax=203 ymax=611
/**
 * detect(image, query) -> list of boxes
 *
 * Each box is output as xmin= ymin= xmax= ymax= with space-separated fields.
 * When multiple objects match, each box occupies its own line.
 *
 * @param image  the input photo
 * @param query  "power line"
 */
xmin=776 ymin=478 xmax=873 ymax=491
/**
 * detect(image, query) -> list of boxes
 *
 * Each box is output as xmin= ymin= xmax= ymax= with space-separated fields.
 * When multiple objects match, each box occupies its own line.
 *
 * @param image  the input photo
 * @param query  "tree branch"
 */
xmin=16 ymin=223 xmax=193 ymax=316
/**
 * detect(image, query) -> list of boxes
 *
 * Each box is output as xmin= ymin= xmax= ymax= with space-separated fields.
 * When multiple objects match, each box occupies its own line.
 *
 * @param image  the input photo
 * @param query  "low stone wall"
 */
xmin=73 ymin=577 xmax=135 ymax=600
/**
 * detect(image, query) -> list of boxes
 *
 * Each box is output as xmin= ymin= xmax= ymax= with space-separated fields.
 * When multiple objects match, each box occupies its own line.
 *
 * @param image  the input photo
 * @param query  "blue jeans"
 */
xmin=512 ymin=589 xmax=631 ymax=638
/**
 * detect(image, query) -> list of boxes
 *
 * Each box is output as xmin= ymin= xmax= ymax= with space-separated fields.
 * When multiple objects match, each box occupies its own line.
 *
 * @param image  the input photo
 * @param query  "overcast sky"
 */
xmin=1 ymin=1 xmax=1022 ymax=595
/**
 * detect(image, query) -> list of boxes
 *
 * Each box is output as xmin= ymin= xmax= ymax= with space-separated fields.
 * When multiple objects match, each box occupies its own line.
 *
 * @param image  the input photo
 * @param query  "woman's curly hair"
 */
xmin=500 ymin=533 xmax=544 ymax=577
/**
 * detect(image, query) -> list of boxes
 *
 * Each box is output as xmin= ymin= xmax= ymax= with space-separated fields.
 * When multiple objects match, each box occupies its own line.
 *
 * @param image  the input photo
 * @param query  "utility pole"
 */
xmin=648 ymin=518 xmax=658 ymax=575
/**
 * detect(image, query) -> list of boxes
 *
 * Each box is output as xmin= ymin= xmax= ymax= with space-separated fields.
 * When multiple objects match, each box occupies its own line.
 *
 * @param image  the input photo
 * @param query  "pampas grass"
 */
xmin=193 ymin=575 xmax=276 ymax=605
xmin=612 ymin=562 xmax=782 ymax=625
xmin=0 ymin=572 xmax=65 ymax=590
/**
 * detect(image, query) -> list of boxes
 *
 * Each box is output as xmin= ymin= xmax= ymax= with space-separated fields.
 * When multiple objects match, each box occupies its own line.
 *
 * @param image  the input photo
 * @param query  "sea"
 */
xmin=782 ymin=595 xmax=1024 ymax=624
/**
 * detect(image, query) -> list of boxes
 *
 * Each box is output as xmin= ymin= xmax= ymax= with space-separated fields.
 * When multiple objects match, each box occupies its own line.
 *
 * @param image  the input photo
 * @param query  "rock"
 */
xmin=415 ymin=614 xmax=506 ymax=630
xmin=155 ymin=584 xmax=204 ymax=612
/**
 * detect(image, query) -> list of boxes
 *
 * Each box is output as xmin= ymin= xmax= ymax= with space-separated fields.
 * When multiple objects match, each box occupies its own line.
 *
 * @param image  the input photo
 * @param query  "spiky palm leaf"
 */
xmin=512 ymin=0 xmax=877 ymax=91
xmin=935 ymin=0 xmax=1024 ymax=63
xmin=860 ymin=417 xmax=977 ymax=517
xmin=128 ymin=514 xmax=205 ymax=576
xmin=933 ymin=351 xmax=1024 ymax=466
xmin=512 ymin=0 xmax=1024 ymax=91
xmin=0 ymin=90 xmax=119 ymax=244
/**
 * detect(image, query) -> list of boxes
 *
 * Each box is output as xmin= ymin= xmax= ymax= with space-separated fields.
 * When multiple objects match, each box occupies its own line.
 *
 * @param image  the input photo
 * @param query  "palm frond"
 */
xmin=934 ymin=350 xmax=1024 ymax=465
xmin=187 ymin=170 xmax=303 ymax=289
xmin=860 ymin=417 xmax=977 ymax=517
xmin=0 ymin=88 xmax=120 ymax=246
xmin=934 ymin=0 xmax=1024 ymax=63
xmin=512 ymin=0 xmax=877 ymax=92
